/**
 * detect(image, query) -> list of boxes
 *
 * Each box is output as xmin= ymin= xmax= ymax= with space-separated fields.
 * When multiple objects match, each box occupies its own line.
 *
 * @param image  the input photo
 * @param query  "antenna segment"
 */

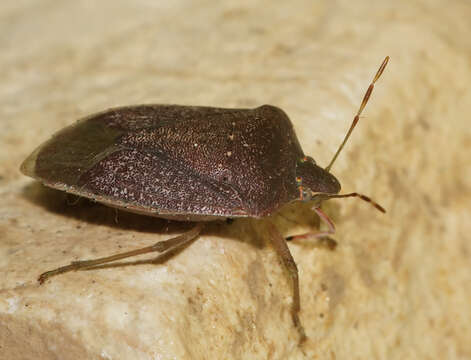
xmin=325 ymin=56 xmax=389 ymax=173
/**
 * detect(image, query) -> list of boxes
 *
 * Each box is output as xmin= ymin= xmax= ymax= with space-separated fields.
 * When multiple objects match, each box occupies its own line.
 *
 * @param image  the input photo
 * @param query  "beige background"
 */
xmin=1 ymin=1 xmax=470 ymax=359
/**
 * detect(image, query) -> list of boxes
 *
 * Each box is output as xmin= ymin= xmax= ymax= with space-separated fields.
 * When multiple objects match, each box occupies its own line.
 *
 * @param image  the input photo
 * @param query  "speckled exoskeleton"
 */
xmin=21 ymin=57 xmax=389 ymax=343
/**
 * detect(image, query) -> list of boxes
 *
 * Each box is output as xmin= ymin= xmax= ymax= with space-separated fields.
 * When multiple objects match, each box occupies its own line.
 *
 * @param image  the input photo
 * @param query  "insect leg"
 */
xmin=38 ymin=223 xmax=204 ymax=284
xmin=267 ymin=221 xmax=307 ymax=343
xmin=286 ymin=208 xmax=337 ymax=249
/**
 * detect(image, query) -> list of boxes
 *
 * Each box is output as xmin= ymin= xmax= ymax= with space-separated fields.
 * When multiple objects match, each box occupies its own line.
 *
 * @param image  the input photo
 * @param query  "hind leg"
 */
xmin=38 ymin=223 xmax=204 ymax=284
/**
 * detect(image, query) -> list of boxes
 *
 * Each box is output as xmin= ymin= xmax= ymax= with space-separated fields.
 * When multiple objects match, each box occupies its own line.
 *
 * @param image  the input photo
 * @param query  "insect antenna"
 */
xmin=325 ymin=56 xmax=389 ymax=172
xmin=324 ymin=192 xmax=386 ymax=213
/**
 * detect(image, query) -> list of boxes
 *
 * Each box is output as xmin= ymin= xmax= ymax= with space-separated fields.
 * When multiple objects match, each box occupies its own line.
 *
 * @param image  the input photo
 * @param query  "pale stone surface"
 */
xmin=1 ymin=1 xmax=470 ymax=359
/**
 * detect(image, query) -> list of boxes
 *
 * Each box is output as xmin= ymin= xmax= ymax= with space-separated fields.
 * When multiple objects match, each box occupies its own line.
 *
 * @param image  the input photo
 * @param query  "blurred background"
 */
xmin=1 ymin=1 xmax=470 ymax=359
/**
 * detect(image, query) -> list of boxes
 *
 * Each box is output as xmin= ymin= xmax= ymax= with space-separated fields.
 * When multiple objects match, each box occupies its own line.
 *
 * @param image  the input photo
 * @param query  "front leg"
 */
xmin=286 ymin=207 xmax=336 ymax=242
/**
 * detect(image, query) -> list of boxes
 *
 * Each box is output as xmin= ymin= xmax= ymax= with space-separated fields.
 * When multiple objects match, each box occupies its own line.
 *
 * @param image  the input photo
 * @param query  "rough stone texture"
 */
xmin=1 ymin=1 xmax=470 ymax=359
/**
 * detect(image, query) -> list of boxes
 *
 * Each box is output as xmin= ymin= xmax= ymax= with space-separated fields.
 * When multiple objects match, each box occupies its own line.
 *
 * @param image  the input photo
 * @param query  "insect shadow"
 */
xmin=21 ymin=182 xmax=270 ymax=246
xmin=20 ymin=181 xmax=336 ymax=252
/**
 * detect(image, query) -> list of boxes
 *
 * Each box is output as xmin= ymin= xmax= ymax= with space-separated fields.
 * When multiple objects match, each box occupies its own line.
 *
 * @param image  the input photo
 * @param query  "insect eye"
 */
xmin=299 ymin=156 xmax=316 ymax=165
xmin=307 ymin=156 xmax=316 ymax=165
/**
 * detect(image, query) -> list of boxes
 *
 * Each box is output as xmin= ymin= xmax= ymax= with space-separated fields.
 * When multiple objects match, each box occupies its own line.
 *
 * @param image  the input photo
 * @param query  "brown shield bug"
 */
xmin=20 ymin=57 xmax=389 ymax=343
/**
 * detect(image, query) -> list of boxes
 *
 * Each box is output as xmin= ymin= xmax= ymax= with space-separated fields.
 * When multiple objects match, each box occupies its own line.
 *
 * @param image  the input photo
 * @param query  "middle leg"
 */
xmin=267 ymin=221 xmax=307 ymax=343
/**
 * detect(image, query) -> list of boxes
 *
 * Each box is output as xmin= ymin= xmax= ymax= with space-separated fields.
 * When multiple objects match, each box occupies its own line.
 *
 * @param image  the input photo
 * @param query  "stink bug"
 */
xmin=20 ymin=56 xmax=389 ymax=342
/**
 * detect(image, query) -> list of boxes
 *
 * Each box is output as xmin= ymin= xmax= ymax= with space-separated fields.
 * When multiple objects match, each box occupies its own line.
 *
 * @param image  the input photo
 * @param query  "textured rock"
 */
xmin=1 ymin=1 xmax=470 ymax=359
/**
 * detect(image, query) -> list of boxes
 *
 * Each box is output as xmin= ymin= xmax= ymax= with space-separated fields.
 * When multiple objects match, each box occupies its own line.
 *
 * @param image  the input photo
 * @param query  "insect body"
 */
xmin=21 ymin=57 xmax=389 ymax=343
xmin=22 ymin=105 xmax=340 ymax=220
